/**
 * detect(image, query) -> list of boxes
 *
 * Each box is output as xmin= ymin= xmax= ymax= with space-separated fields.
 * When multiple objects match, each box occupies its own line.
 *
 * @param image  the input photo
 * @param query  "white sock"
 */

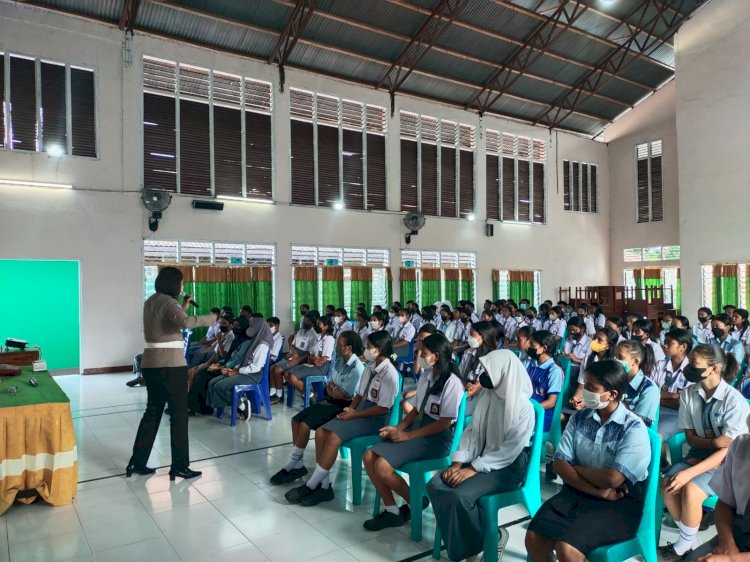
xmin=383 ymin=505 xmax=399 ymax=515
xmin=275 ymin=388 xmax=283 ymax=396
xmin=673 ymin=523 xmax=699 ymax=555
xmin=284 ymin=447 xmax=305 ymax=471
xmin=321 ymin=472 xmax=330 ymax=489
xmin=305 ymin=463 xmax=329 ymax=489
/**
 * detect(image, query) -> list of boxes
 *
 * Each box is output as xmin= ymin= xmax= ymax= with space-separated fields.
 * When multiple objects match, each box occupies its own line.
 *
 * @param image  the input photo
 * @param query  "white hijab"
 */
xmin=458 ymin=349 xmax=533 ymax=462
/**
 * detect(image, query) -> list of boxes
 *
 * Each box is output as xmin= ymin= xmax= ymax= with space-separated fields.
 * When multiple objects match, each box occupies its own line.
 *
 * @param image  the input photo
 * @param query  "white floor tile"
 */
xmin=91 ymin=537 xmax=180 ymax=562
xmin=8 ymin=530 xmax=92 ymax=562
xmin=345 ymin=532 xmax=430 ymax=562
xmin=82 ymin=514 xmax=163 ymax=553
xmin=162 ymin=519 xmax=249 ymax=559
xmin=252 ymin=527 xmax=341 ymax=562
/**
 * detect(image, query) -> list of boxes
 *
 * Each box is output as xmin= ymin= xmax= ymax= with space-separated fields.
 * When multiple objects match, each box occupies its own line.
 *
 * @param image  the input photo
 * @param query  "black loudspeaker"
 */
xmin=192 ymin=200 xmax=224 ymax=211
xmin=485 ymin=223 xmax=494 ymax=237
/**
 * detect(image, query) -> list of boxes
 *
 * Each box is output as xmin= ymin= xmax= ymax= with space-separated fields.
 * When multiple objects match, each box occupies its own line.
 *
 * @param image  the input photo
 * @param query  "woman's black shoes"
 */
xmin=125 ymin=464 xmax=156 ymax=477
xmin=126 ymin=376 xmax=145 ymax=387
xmin=169 ymin=468 xmax=202 ymax=481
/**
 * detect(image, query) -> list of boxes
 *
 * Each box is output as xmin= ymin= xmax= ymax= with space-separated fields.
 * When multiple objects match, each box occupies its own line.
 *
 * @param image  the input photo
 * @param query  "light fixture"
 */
xmin=0 ymin=179 xmax=73 ymax=189
xmin=467 ymin=213 xmax=476 ymax=222
xmin=333 ymin=201 xmax=344 ymax=210
xmin=46 ymin=144 xmax=65 ymax=158
xmin=216 ymin=195 xmax=274 ymax=205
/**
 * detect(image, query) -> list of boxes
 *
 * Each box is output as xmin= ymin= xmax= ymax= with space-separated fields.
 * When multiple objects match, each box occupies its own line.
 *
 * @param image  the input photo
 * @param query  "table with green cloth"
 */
xmin=0 ymin=368 xmax=78 ymax=514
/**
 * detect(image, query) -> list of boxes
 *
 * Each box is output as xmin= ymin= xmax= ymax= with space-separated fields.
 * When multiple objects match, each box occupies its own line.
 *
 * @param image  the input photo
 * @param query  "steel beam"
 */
xmin=268 ymin=0 xmax=316 ymax=66
xmin=118 ymin=0 xmax=141 ymax=33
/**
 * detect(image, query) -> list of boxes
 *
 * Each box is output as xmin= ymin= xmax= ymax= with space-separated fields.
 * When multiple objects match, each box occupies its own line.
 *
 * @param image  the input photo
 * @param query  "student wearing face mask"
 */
xmin=393 ymin=309 xmax=417 ymax=359
xmin=362 ymin=334 xmax=465 ymax=531
xmin=331 ymin=308 xmax=353 ymax=339
xmin=437 ymin=305 xmax=456 ymax=342
xmin=606 ymin=316 xmax=627 ymax=344
xmin=421 ymin=306 xmax=437 ymax=327
xmin=576 ymin=304 xmax=596 ymax=338
xmin=408 ymin=303 xmax=424 ymax=331
xmin=285 ymin=331 xmax=399 ymax=507
xmin=564 ymin=327 xmax=619 ymax=419
xmin=267 ymin=317 xmax=283 ymax=363
xmin=367 ymin=310 xmax=387 ymax=342
xmin=506 ymin=310 xmax=527 ymax=343
xmin=269 ymin=312 xmax=318 ymax=404
xmin=630 ymin=318 xmax=666 ymax=377
xmin=458 ymin=321 xmax=499 ymax=417
xmin=386 ymin=305 xmax=401 ymax=337
xmin=452 ymin=308 xmax=472 ymax=354
xmin=693 ymin=307 xmax=714 ymax=344
xmin=547 ymin=306 xmax=566 ymax=344
xmin=537 ymin=304 xmax=551 ymax=331
xmin=656 ymin=328 xmax=693 ymax=444
xmin=282 ymin=316 xmax=336 ymax=399
xmin=526 ymin=331 xmax=563 ymax=433
xmin=660 ymin=312 xmax=675 ymax=345
xmin=427 ymin=350 xmax=534 ymax=562
xmin=710 ymin=314 xmax=746 ymax=368
xmin=624 ymin=312 xmax=641 ymax=340
xmin=353 ymin=310 xmax=370 ymax=343
xmin=401 ymin=324 xmax=439 ymax=414
xmin=529 ymin=308 xmax=545 ymax=333
xmin=659 ymin=345 xmax=750 ymax=562
xmin=526 ymin=360 xmax=651 ymax=562
xmin=562 ymin=317 xmax=591 ymax=368
xmin=614 ymin=340 xmax=659 ymax=428
xmin=270 ymin=332 xmax=366 ymax=486
xmin=732 ymin=309 xmax=750 ymax=353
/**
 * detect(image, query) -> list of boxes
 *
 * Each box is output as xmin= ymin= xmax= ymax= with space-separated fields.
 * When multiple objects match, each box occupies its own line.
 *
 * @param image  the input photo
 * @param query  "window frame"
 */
xmin=399 ymin=249 xmax=477 ymax=304
xmin=562 ymin=159 xmax=598 ymax=214
xmin=634 ymin=139 xmax=663 ymax=224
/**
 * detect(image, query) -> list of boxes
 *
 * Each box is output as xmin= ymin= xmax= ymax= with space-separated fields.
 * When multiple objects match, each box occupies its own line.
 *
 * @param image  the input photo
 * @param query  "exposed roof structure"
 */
xmin=18 ymin=0 xmax=707 ymax=136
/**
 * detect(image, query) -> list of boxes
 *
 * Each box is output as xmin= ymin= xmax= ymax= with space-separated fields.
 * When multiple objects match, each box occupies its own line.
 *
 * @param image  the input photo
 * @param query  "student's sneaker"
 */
xmin=269 ymin=394 xmax=282 ymax=405
xmin=363 ymin=509 xmax=406 ymax=531
xmin=545 ymin=461 xmax=557 ymax=481
xmin=657 ymin=544 xmax=689 ymax=562
xmin=299 ymin=485 xmax=334 ymax=506
xmin=285 ymin=483 xmax=317 ymax=504
xmin=269 ymin=466 xmax=308 ymax=485
xmin=399 ymin=496 xmax=430 ymax=522
xmin=237 ymin=398 xmax=249 ymax=421
xmin=496 ymin=527 xmax=509 ymax=560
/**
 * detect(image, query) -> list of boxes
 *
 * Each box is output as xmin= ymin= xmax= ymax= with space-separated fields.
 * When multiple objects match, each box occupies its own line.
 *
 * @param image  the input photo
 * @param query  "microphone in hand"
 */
xmin=181 ymin=294 xmax=200 ymax=308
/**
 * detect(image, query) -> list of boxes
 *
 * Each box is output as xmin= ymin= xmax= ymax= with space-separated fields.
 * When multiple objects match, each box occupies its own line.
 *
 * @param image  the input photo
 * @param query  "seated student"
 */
xmin=408 ymin=302 xmax=424 ymax=331
xmin=516 ymin=326 xmax=532 ymax=368
xmin=685 ymin=429 xmax=750 ymax=562
xmin=189 ymin=314 xmax=234 ymax=368
xmin=283 ymin=315 xmax=335 ymax=395
xmin=606 ymin=316 xmax=627 ymax=344
xmin=655 ymin=328 xmax=693 ymax=444
xmin=386 ymin=305 xmax=401 ymax=337
xmin=562 ymin=317 xmax=591 ymax=374
xmin=525 ymin=360 xmax=651 ymax=562
xmin=368 ymin=310 xmax=387 ymax=339
xmin=725 ymin=304 xmax=738 ymax=319
xmin=185 ymin=306 xmax=222 ymax=359
xmin=659 ymin=344 xmax=750 ymax=561
xmin=427 ymin=350 xmax=535 ymax=562
xmin=615 ymin=340 xmax=659 ymax=428
xmin=267 ymin=317 xmax=283 ymax=363
xmin=497 ymin=305 xmax=514 ymax=336
xmin=269 ymin=312 xmax=318 ymax=404
xmin=270 ymin=332 xmax=366 ymax=485
xmin=436 ymin=306 xmax=456 ymax=342
xmin=332 ymin=308 xmax=352 ymax=338
xmin=547 ymin=306 xmax=566 ymax=343
xmin=564 ymin=327 xmax=619 ymax=419
xmin=693 ymin=307 xmax=714 ymax=344
xmin=400 ymin=324 xmax=439 ymax=414
xmin=732 ymin=309 xmax=750 ymax=353
xmin=457 ymin=321 xmax=498 ymax=417
xmin=526 ymin=330 xmax=563 ymax=435
xmin=624 ymin=312 xmax=642 ymax=340
xmin=710 ymin=313 xmax=746 ymax=367
xmin=392 ymin=309 xmax=417 ymax=359
xmin=285 ymin=331 xmax=400 ymax=507
xmin=421 ymin=306 xmax=437 ymax=327
xmin=480 ymin=309 xmax=495 ymax=323
xmin=507 ymin=309 xmax=528 ymax=342
xmin=590 ymin=303 xmax=607 ymax=329
xmin=630 ymin=318 xmax=666 ymax=377
xmin=537 ymin=303 xmax=551 ymax=331
xmin=575 ymin=303 xmax=596 ymax=338
xmin=353 ymin=310 xmax=370 ymax=343
xmin=451 ymin=307 xmax=472 ymax=353
xmin=674 ymin=315 xmax=691 ymax=331
xmin=465 ymin=301 xmax=480 ymax=324
xmin=206 ymin=318 xmax=272 ymax=415
xmin=660 ymin=312 xmax=675 ymax=345
xmin=324 ymin=304 xmax=336 ymax=318
xmin=518 ymin=298 xmax=531 ymax=312
xmin=362 ymin=334 xmax=464 ymax=531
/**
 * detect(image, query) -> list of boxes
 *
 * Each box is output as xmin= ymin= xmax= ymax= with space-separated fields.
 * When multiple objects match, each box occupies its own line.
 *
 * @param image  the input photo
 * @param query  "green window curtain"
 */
xmin=386 ymin=268 xmax=393 ymax=307
xmin=459 ymin=268 xmax=474 ymax=303
xmin=713 ymin=264 xmax=739 ymax=312
xmin=675 ymin=269 xmax=682 ymax=313
xmin=634 ymin=269 xmax=646 ymax=294
xmin=444 ymin=269 xmax=459 ymax=307
xmin=322 ymin=266 xmax=344 ymax=310
xmin=492 ymin=269 xmax=500 ymax=301
xmin=227 ymin=266 xmax=274 ymax=319
xmin=192 ymin=266 xmax=232 ymax=340
xmin=400 ymin=268 xmax=417 ymax=304
xmin=421 ymin=268 xmax=441 ymax=307
xmin=509 ymin=270 xmax=534 ymax=303
xmin=350 ymin=266 xmax=373 ymax=313
xmin=293 ymin=266 xmax=319 ymax=328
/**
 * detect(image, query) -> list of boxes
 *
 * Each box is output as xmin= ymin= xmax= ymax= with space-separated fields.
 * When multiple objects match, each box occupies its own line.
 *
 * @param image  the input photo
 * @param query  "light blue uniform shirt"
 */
xmin=709 ymin=336 xmax=746 ymax=366
xmin=331 ymin=354 xmax=366 ymax=399
xmin=623 ymin=370 xmax=660 ymax=427
xmin=555 ymin=403 xmax=650 ymax=486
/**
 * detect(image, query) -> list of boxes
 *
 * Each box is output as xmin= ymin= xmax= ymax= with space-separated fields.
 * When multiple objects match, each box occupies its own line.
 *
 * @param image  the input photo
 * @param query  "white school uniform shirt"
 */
xmin=732 ymin=326 xmax=750 ymax=354
xmin=357 ymin=325 xmax=371 ymax=343
xmin=709 ymin=433 xmax=750 ymax=516
xmin=437 ymin=319 xmax=456 ymax=342
xmin=395 ymin=321 xmax=416 ymax=343
xmin=578 ymin=353 xmax=602 ymax=384
xmin=531 ymin=318 xmax=545 ymax=332
xmin=415 ymin=368 xmax=464 ymax=421
xmin=653 ymin=356 xmax=689 ymax=391
xmin=292 ymin=327 xmax=317 ymax=354
xmin=214 ymin=331 xmax=235 ymax=354
xmin=678 ymin=379 xmax=750 ymax=440
xmin=645 ymin=339 xmax=666 ymax=365
xmin=333 ymin=320 xmax=353 ymax=339
xmin=453 ymin=320 xmax=471 ymax=343
xmin=709 ymin=336 xmax=746 ymax=366
xmin=386 ymin=316 xmax=400 ymax=337
xmin=269 ymin=331 xmax=283 ymax=362
xmin=238 ymin=343 xmax=270 ymax=375
xmin=470 ymin=312 xmax=480 ymax=324
xmin=563 ymin=334 xmax=591 ymax=362
xmin=692 ymin=322 xmax=713 ymax=344
xmin=409 ymin=314 xmax=424 ymax=332
xmin=494 ymin=313 xmax=504 ymax=325
xmin=594 ymin=313 xmax=606 ymax=328
xmin=504 ymin=318 xmax=521 ymax=341
xmin=205 ymin=321 xmax=221 ymax=341
xmin=358 ymin=359 xmax=399 ymax=408
xmin=313 ymin=333 xmax=335 ymax=360
xmin=548 ymin=318 xmax=566 ymax=338
xmin=583 ymin=316 xmax=596 ymax=338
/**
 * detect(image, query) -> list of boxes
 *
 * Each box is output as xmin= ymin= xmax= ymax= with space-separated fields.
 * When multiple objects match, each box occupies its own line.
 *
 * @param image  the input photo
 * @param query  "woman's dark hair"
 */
xmin=355 ymin=310 xmax=367 ymax=323
xmin=154 ymin=267 xmax=183 ymax=299
xmin=517 ymin=326 xmax=531 ymax=339
xmin=664 ymin=327 xmax=694 ymax=353
xmin=616 ymin=339 xmax=655 ymax=378
xmin=241 ymin=304 xmax=253 ymax=314
xmin=421 ymin=333 xmax=460 ymax=395
xmin=366 ymin=330 xmax=396 ymax=366
xmin=713 ymin=313 xmax=732 ymax=327
xmin=338 ymin=331 xmax=365 ymax=357
xmin=585 ymin=359 xmax=629 ymax=400
xmin=469 ymin=321 xmax=498 ymax=357
xmin=370 ymin=310 xmax=387 ymax=325
xmin=302 ymin=312 xmax=317 ymax=325
xmin=389 ymin=305 xmax=400 ymax=316
xmin=590 ymin=302 xmax=603 ymax=317
xmin=607 ymin=316 xmax=625 ymax=332
xmin=586 ymin=327 xmax=619 ymax=368
xmin=550 ymin=306 xmax=563 ymax=317
xmin=734 ymin=309 xmax=750 ymax=337
xmin=675 ymin=315 xmax=691 ymax=329
xmin=422 ymin=307 xmax=435 ymax=322
xmin=267 ymin=316 xmax=280 ymax=326
xmin=211 ymin=307 xmax=222 ymax=315
xmin=567 ymin=316 xmax=584 ymax=329
xmin=418 ymin=323 xmax=438 ymax=336
xmin=692 ymin=343 xmax=740 ymax=383
xmin=633 ymin=318 xmax=656 ymax=341
xmin=335 ymin=307 xmax=348 ymax=318
xmin=530 ymin=330 xmax=560 ymax=365
xmin=317 ymin=315 xmax=333 ymax=334
xmin=698 ymin=307 xmax=713 ymax=317
xmin=538 ymin=303 xmax=550 ymax=316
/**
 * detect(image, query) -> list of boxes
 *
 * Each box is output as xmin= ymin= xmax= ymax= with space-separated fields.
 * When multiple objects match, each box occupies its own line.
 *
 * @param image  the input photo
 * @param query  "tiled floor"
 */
xmin=0 ymin=373 xmax=717 ymax=562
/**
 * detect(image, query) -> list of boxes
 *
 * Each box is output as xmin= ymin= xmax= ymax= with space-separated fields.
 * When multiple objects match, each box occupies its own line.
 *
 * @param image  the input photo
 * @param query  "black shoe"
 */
xmin=237 ymin=398 xmax=249 ymax=421
xmin=169 ymin=468 xmax=202 ymax=481
xmin=399 ymin=496 xmax=429 ymax=522
xmin=270 ymin=466 xmax=308 ymax=486
xmin=285 ymin=483 xmax=316 ymax=504
xmin=299 ymin=485 xmax=334 ymax=506
xmin=700 ymin=510 xmax=714 ymax=531
xmin=126 ymin=376 xmax=145 ymax=387
xmin=270 ymin=395 xmax=281 ymax=405
xmin=545 ymin=461 xmax=557 ymax=481
xmin=164 ymin=407 xmax=171 ymax=416
xmin=187 ymin=410 xmax=196 ymax=417
xmin=657 ymin=543 xmax=688 ymax=562
xmin=125 ymin=464 xmax=156 ymax=477
xmin=363 ymin=509 xmax=406 ymax=531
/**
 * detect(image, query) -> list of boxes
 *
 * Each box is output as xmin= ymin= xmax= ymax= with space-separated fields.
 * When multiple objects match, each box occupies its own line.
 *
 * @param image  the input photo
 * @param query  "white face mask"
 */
xmin=467 ymin=336 xmax=481 ymax=349
xmin=418 ymin=356 xmax=436 ymax=371
xmin=363 ymin=348 xmax=379 ymax=362
xmin=581 ymin=388 xmax=611 ymax=410
xmin=333 ymin=316 xmax=342 ymax=325
xmin=369 ymin=321 xmax=380 ymax=330
xmin=388 ymin=312 xmax=395 ymax=319
xmin=400 ymin=316 xmax=409 ymax=325
xmin=270 ymin=326 xmax=277 ymax=335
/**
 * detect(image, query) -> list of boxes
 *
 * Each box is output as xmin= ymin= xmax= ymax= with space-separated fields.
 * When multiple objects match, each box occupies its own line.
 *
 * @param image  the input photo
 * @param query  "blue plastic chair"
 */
xmin=587 ymin=429 xmax=662 ymax=562
xmin=432 ymin=400 xmax=545 ymax=562
xmin=666 ymin=432 xmax=718 ymax=511
xmin=397 ymin=340 xmax=416 ymax=381
xmin=286 ymin=353 xmax=335 ymax=408
xmin=339 ymin=376 xmax=404 ymax=505
xmin=372 ymin=393 xmax=468 ymax=542
xmin=182 ymin=329 xmax=192 ymax=361
xmin=215 ymin=353 xmax=272 ymax=426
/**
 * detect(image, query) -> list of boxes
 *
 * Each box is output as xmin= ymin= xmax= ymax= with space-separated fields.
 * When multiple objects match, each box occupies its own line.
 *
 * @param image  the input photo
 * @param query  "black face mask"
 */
xmin=630 ymin=334 xmax=644 ymax=342
xmin=478 ymin=372 xmax=494 ymax=389
xmin=232 ymin=328 xmax=244 ymax=337
xmin=712 ymin=328 xmax=726 ymax=339
xmin=302 ymin=321 xmax=312 ymax=330
xmin=684 ymin=365 xmax=708 ymax=383
xmin=219 ymin=325 xmax=229 ymax=333
xmin=313 ymin=324 xmax=322 ymax=334
xmin=527 ymin=347 xmax=539 ymax=360
xmin=570 ymin=332 xmax=581 ymax=340
xmin=698 ymin=316 xmax=709 ymax=323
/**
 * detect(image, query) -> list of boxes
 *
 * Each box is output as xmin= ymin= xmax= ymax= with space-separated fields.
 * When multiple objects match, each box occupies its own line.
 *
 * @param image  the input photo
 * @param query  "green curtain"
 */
xmin=293 ymin=266 xmax=319 ymax=328
xmin=386 ymin=269 xmax=393 ymax=307
xmin=350 ymin=267 xmax=373 ymax=313
xmin=492 ymin=270 xmax=500 ymax=301
xmin=421 ymin=269 xmax=441 ymax=307
xmin=322 ymin=266 xmax=344 ymax=310
xmin=444 ymin=270 xmax=459 ymax=307
xmin=509 ymin=281 xmax=534 ymax=303
xmin=400 ymin=268 xmax=417 ymax=304
xmin=675 ymin=275 xmax=682 ymax=313
xmin=459 ymin=268 xmax=474 ymax=303
xmin=713 ymin=264 xmax=739 ymax=312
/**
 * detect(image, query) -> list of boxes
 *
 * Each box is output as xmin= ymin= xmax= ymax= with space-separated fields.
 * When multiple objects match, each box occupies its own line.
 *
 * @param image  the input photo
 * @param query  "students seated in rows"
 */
xmin=206 ymin=318 xmax=272 ymax=414
xmin=606 ymin=315 xmax=627 ymax=344
xmin=537 ymin=303 xmax=551 ymax=331
xmin=562 ymin=317 xmax=591 ymax=373
xmin=660 ymin=312 xmax=675 ymax=344
xmin=693 ymin=307 xmax=714 ymax=344
xmin=186 ymin=307 xmax=222 ymax=360
xmin=285 ymin=331 xmax=400 ymax=507
xmin=452 ymin=307 xmax=472 ymax=353
xmin=324 ymin=304 xmax=335 ymax=318
xmin=464 ymin=301 xmax=480 ymax=323
xmin=427 ymin=350 xmax=535 ymax=562
xmin=576 ymin=303 xmax=596 ymax=338
xmin=659 ymin=344 xmax=750 ymax=561
xmin=710 ymin=313 xmax=746 ymax=367
xmin=508 ymin=309 xmax=527 ymax=342
xmin=421 ymin=306 xmax=437 ymax=327
xmin=331 ymin=308 xmax=352 ymax=339
xmin=724 ymin=304 xmax=738 ymax=319
xmin=267 ymin=317 xmax=283 ymax=363
xmin=654 ymin=328 xmax=693 ymax=443
xmin=189 ymin=314 xmax=234 ymax=368
xmin=497 ymin=305 xmax=514 ymax=336
xmin=362 ymin=334 xmax=464 ymax=531
xmin=269 ymin=312 xmax=318 ymax=404
xmin=436 ymin=305 xmax=456 ymax=341
xmin=407 ymin=302 xmax=424 ymax=331
xmin=526 ymin=360 xmax=651 ymax=562
xmin=732 ymin=308 xmax=750 ymax=354
xmin=282 ymin=315 xmax=335 ymax=398
xmin=386 ymin=305 xmax=400 ymax=337
xmin=270 ymin=332 xmax=366 ymax=485
xmin=368 ymin=310 xmax=387 ymax=339
xmin=615 ymin=340 xmax=659 ymax=428
xmin=458 ymin=321 xmax=498 ymax=416
xmin=547 ymin=306 xmax=566 ymax=343
xmin=565 ymin=327 xmax=619 ymax=418
xmin=630 ymin=318 xmax=666 ymax=377
xmin=401 ymin=325 xmax=440 ymax=414
xmin=392 ymin=309 xmax=417 ymax=359
xmin=353 ymin=310 xmax=370 ymax=343
xmin=624 ymin=312 xmax=641 ymax=340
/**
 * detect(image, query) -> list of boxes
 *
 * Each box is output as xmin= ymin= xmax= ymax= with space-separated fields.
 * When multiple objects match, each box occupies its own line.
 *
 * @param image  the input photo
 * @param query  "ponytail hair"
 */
xmin=530 ymin=330 xmax=560 ymax=366
xmin=616 ymin=339 xmax=655 ymax=378
xmin=366 ymin=330 xmax=397 ymax=367
xmin=421 ymin=333 xmax=460 ymax=395
xmin=692 ymin=343 xmax=740 ymax=383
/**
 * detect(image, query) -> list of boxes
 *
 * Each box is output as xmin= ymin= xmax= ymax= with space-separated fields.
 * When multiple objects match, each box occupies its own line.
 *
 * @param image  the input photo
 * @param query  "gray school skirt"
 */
xmin=287 ymin=362 xmax=330 ymax=379
xmin=322 ymin=399 xmax=388 ymax=442
xmin=370 ymin=416 xmax=453 ymax=469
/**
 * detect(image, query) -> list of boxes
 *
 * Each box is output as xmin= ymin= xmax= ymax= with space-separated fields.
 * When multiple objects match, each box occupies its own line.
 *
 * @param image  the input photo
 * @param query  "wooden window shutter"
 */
xmin=591 ymin=165 xmax=598 ymax=213
xmin=213 ymin=108 xmax=242 ymax=198
xmin=459 ymin=150 xmax=474 ymax=219
xmin=421 ymin=143 xmax=438 ymax=216
xmin=486 ymin=154 xmax=499 ymax=220
xmin=572 ymin=161 xmax=581 ymax=212
xmin=40 ymin=62 xmax=67 ymax=154
xmin=70 ymin=68 xmax=96 ymax=157
xmin=317 ymin=124 xmax=340 ymax=207
xmin=637 ymin=156 xmax=649 ymax=223
xmin=563 ymin=160 xmax=570 ymax=210
xmin=532 ymin=160 xmax=545 ymax=223
xmin=291 ymin=120 xmax=315 ymax=205
xmin=245 ymin=112 xmax=272 ymax=200
xmin=581 ymin=163 xmax=590 ymax=213
xmin=143 ymin=93 xmax=177 ymax=191
xmin=9 ymin=56 xmax=36 ymax=151
xmin=342 ymin=128 xmax=363 ymax=210
xmin=400 ymin=139 xmax=418 ymax=212
xmin=440 ymin=146 xmax=456 ymax=217
xmin=366 ymin=133 xmax=386 ymax=211
xmin=501 ymin=133 xmax=516 ymax=221
xmin=651 ymin=154 xmax=663 ymax=221
xmin=517 ymin=137 xmax=531 ymax=222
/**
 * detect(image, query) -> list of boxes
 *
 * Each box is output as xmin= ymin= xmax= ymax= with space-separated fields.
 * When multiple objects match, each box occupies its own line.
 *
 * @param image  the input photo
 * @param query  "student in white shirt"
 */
xmin=465 ymin=301 xmax=480 ymax=324
xmin=537 ymin=303 xmax=551 ymax=331
xmin=267 ymin=317 xmax=283 ymax=363
xmin=386 ymin=306 xmax=401 ymax=337
xmin=692 ymin=307 xmax=714 ymax=344
xmin=332 ymin=308 xmax=353 ymax=339
xmin=630 ymin=318 xmax=666 ymax=378
xmin=505 ymin=311 xmax=526 ymax=344
xmin=353 ymin=310 xmax=370 ymax=343
xmin=421 ymin=306 xmax=438 ymax=327
xmin=393 ymin=309 xmax=417 ymax=359
xmin=660 ymin=344 xmax=750 ymax=561
xmin=659 ymin=312 xmax=675 ymax=345
xmin=575 ymin=303 xmax=596 ymax=338
xmin=363 ymin=333 xmax=465 ymax=531
xmin=732 ymin=309 xmax=750 ymax=355
xmin=605 ymin=316 xmax=627 ymax=344
xmin=436 ymin=306 xmax=456 ymax=342
xmin=623 ymin=312 xmax=641 ymax=340
xmin=673 ymin=315 xmax=691 ymax=332
xmin=529 ymin=308 xmax=545 ymax=333
xmin=283 ymin=315 xmax=336 ymax=396
xmin=656 ymin=328 xmax=693 ymax=445
xmin=562 ymin=317 xmax=591 ymax=382
xmin=367 ymin=310 xmax=387 ymax=341
xmin=589 ymin=303 xmax=606 ymax=329
xmin=452 ymin=307 xmax=472 ymax=353
xmin=710 ymin=313 xmax=746 ymax=368
xmin=269 ymin=312 xmax=319 ymax=403
xmin=547 ymin=306 xmax=566 ymax=343
xmin=408 ymin=303 xmax=424 ymax=332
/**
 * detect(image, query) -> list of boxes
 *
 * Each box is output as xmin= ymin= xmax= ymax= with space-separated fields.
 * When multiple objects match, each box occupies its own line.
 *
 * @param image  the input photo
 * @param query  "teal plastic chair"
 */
xmin=339 ymin=376 xmax=404 ymax=505
xmin=666 ymin=432 xmax=718 ymax=510
xmin=540 ymin=357 xmax=571 ymax=459
xmin=372 ymin=393 xmax=468 ymax=541
xmin=432 ymin=400 xmax=544 ymax=562
xmin=587 ymin=428 xmax=662 ymax=562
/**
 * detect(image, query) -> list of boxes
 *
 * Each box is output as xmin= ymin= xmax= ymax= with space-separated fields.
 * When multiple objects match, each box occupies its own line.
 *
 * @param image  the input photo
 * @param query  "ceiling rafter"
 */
xmin=268 ymin=0 xmax=316 ymax=90
xmin=118 ymin=0 xmax=141 ymax=33
xmin=537 ymin=0 xmax=696 ymax=128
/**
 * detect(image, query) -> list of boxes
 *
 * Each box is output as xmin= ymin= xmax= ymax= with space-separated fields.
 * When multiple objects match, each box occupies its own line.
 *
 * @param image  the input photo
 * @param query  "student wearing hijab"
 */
xmin=205 ymin=317 xmax=273 ymax=412
xmin=427 ymin=350 xmax=535 ymax=562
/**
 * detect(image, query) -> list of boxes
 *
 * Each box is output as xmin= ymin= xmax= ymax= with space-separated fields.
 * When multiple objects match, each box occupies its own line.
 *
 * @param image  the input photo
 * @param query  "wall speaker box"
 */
xmin=192 ymin=200 xmax=224 ymax=211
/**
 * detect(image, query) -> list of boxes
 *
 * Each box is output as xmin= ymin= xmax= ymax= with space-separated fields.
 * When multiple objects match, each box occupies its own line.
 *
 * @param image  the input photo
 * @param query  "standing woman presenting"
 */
xmin=127 ymin=267 xmax=217 ymax=480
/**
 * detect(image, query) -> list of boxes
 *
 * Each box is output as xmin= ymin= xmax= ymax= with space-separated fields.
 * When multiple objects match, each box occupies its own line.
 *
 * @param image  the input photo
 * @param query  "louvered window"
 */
xmin=9 ymin=56 xmax=37 ymax=152
xmin=0 ymin=55 xmax=4 ymax=149
xmin=40 ymin=62 xmax=67 ymax=154
xmin=70 ymin=68 xmax=96 ymax=157
xmin=142 ymin=56 xmax=272 ymax=200
xmin=636 ymin=140 xmax=663 ymax=223
xmin=563 ymin=160 xmax=598 ymax=213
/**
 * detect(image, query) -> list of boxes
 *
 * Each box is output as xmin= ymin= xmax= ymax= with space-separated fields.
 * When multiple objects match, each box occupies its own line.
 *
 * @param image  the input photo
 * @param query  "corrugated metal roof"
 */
xmin=37 ymin=0 xmax=120 ymax=20
xmin=303 ymin=14 xmax=406 ymax=62
xmin=287 ymin=43 xmax=388 ymax=85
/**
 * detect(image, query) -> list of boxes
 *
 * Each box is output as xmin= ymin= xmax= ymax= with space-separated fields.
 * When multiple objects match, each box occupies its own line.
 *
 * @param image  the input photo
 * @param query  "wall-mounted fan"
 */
xmin=403 ymin=212 xmax=426 ymax=245
xmin=142 ymin=188 xmax=172 ymax=232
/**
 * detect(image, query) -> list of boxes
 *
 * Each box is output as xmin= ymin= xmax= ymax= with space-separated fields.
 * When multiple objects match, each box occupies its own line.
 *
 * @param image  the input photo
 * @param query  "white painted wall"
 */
xmin=0 ymin=2 xmax=610 ymax=370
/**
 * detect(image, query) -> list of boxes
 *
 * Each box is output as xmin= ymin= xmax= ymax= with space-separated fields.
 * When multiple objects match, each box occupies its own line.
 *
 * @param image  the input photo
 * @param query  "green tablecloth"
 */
xmin=0 ymin=368 xmax=69 ymax=408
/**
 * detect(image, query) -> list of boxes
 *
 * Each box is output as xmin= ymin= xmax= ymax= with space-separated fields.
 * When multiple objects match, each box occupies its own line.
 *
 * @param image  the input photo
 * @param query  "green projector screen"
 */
xmin=0 ymin=260 xmax=80 ymax=370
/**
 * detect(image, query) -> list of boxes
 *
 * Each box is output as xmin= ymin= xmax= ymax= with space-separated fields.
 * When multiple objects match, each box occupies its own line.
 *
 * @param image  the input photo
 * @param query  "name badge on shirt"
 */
xmin=705 ymin=429 xmax=716 ymax=439
xmin=298 ymin=340 xmax=307 ymax=350
xmin=429 ymin=402 xmax=440 ymax=416
xmin=426 ymin=394 xmax=442 ymax=416
xmin=369 ymin=375 xmax=381 ymax=401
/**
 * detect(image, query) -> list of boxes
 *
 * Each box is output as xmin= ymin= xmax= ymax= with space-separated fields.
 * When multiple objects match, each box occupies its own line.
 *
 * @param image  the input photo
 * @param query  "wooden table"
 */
xmin=0 ymin=367 xmax=78 ymax=514
xmin=0 ymin=349 xmax=40 ymax=366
